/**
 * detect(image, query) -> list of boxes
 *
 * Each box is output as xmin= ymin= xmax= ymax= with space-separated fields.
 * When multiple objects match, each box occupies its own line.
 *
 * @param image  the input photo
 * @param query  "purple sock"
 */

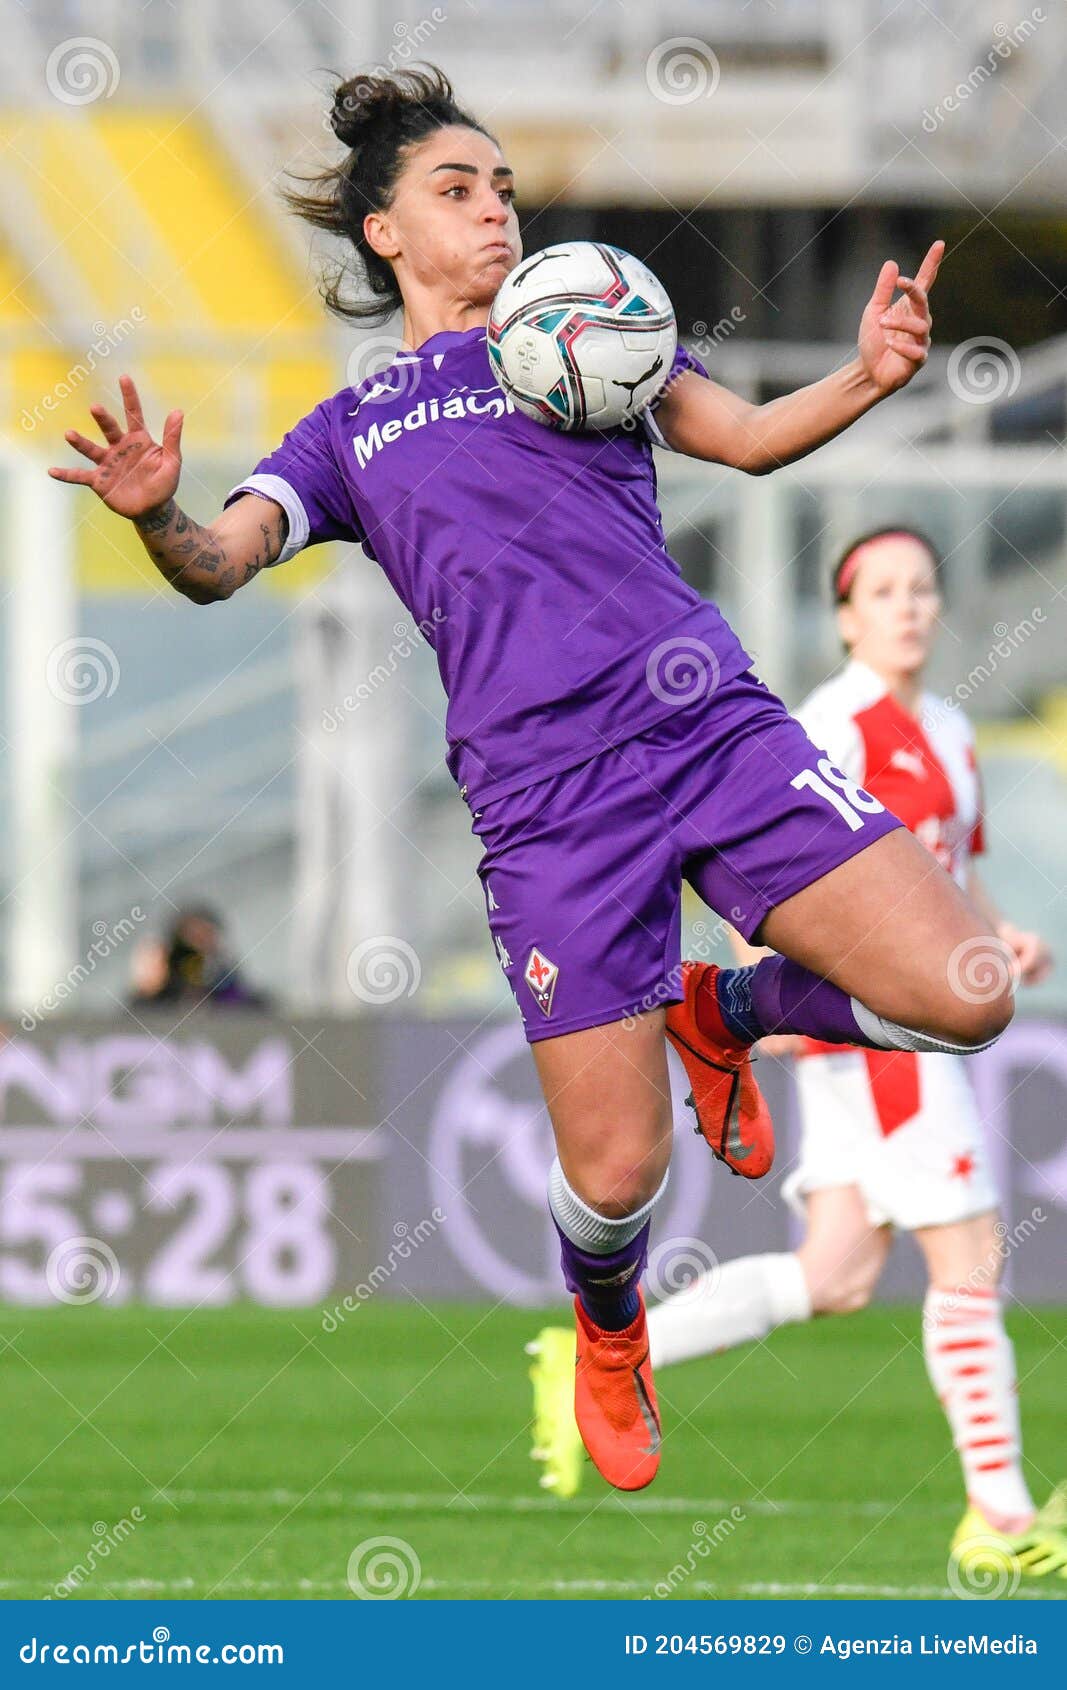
xmin=553 ymin=1215 xmax=649 ymax=1331
xmin=717 ymin=957 xmax=875 ymax=1047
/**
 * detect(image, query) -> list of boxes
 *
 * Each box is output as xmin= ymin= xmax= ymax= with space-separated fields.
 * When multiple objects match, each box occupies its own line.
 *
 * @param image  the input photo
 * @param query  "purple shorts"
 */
xmin=471 ymin=667 xmax=902 ymax=1043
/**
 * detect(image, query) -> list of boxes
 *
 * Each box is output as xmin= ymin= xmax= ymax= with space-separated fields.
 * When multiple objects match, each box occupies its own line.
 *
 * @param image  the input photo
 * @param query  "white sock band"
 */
xmin=548 ymin=1156 xmax=669 ymax=1252
xmin=850 ymin=997 xmax=1002 ymax=1056
xmin=648 ymin=1252 xmax=811 ymax=1369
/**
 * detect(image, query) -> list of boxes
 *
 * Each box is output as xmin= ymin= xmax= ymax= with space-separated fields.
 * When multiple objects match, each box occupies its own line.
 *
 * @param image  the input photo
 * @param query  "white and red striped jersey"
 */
xmin=793 ymin=657 xmax=986 ymax=1070
xmin=794 ymin=657 xmax=985 ymax=890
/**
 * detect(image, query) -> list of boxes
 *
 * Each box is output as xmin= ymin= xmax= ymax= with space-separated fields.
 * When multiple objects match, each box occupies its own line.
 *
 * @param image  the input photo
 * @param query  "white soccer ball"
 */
xmin=487 ymin=241 xmax=677 ymax=432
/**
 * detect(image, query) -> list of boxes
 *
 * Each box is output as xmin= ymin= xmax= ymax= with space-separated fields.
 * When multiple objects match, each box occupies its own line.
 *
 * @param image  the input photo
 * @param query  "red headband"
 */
xmin=834 ymin=530 xmax=926 ymax=602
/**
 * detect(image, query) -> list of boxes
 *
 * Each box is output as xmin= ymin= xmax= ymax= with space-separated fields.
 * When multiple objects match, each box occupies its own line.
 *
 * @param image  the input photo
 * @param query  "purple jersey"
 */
xmin=226 ymin=329 xmax=751 ymax=806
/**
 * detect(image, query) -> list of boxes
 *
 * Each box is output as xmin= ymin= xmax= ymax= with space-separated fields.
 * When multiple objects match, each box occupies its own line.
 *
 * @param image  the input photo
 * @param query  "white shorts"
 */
xmin=782 ymin=1047 xmax=998 ymax=1232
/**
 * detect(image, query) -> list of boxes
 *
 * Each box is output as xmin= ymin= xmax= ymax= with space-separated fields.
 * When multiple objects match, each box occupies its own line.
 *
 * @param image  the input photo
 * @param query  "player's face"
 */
xmin=837 ymin=536 xmax=942 ymax=679
xmin=372 ymin=124 xmax=522 ymax=308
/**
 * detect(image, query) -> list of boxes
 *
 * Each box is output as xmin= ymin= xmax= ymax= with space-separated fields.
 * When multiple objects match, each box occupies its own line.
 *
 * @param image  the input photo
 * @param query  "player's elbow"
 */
xmin=735 ymin=451 xmax=778 ymax=477
xmin=723 ymin=404 xmax=777 ymax=474
xmin=714 ymin=441 xmax=774 ymax=476
xmin=172 ymin=576 xmax=229 ymax=607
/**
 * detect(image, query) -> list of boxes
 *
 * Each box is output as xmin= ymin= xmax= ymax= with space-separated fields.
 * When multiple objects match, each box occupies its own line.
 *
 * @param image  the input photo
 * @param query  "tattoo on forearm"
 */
xmin=133 ymin=498 xmax=283 ymax=601
xmin=133 ymin=499 xmax=226 ymax=596
xmin=135 ymin=499 xmax=176 ymax=535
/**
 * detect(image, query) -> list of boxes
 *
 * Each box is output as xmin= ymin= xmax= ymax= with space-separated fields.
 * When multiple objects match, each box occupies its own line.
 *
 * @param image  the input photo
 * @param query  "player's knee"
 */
xmin=587 ymin=1173 xmax=659 ymax=1220
xmin=574 ymin=1159 xmax=664 ymax=1220
xmin=811 ymin=1270 xmax=876 ymax=1317
xmin=934 ymin=978 xmax=1015 ymax=1048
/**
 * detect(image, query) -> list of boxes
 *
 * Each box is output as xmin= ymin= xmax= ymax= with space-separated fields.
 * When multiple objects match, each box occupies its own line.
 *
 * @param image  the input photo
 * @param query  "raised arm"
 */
xmin=48 ymin=374 xmax=287 ymax=604
xmin=653 ymin=240 xmax=944 ymax=473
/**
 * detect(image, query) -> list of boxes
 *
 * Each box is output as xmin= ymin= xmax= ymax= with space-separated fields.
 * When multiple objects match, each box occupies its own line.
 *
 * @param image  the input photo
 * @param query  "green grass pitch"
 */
xmin=0 ymin=1303 xmax=1063 ymax=1600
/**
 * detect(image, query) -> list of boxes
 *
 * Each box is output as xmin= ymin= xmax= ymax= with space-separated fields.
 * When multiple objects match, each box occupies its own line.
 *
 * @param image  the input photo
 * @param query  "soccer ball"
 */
xmin=487 ymin=241 xmax=677 ymax=432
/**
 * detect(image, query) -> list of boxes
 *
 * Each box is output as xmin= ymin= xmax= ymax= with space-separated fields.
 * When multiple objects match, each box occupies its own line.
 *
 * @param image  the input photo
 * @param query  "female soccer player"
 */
xmin=531 ymin=526 xmax=1064 ymax=1580
xmin=51 ymin=68 xmax=1014 ymax=1494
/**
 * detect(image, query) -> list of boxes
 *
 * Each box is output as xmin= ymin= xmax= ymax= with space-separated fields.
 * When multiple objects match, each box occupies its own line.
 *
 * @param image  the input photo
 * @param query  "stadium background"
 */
xmin=0 ymin=0 xmax=1064 ymax=1602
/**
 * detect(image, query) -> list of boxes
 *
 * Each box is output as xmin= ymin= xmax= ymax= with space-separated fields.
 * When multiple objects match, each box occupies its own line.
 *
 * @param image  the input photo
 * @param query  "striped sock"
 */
xmin=922 ymin=1285 xmax=1035 ymax=1532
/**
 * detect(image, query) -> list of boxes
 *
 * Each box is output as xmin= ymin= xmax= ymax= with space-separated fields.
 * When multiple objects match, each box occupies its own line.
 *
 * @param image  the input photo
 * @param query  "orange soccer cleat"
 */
xmin=665 ymin=960 xmax=775 ymax=1179
xmin=573 ymin=1289 xmax=661 ymax=1491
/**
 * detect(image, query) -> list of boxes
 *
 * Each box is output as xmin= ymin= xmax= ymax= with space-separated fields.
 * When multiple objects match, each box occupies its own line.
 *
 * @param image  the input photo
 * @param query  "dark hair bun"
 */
xmin=329 ymin=75 xmax=403 ymax=147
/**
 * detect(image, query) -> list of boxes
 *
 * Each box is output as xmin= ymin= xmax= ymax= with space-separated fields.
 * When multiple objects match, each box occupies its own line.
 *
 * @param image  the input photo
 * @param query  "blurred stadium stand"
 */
xmin=0 ymin=0 xmax=1065 ymax=1024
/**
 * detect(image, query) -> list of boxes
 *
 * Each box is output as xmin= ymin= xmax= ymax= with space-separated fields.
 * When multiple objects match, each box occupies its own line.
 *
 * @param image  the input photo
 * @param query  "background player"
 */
xmin=531 ymin=526 xmax=1065 ymax=1579
xmin=50 ymin=68 xmax=1015 ymax=1496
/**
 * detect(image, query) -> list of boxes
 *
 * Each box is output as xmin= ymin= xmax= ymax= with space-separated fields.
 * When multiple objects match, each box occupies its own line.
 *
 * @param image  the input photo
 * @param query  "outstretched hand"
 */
xmin=858 ymin=240 xmax=944 ymax=396
xmin=48 ymin=373 xmax=184 ymax=520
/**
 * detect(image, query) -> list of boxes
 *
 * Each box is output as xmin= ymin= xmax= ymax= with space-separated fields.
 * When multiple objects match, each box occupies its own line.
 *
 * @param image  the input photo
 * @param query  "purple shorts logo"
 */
xmin=524 ymin=947 xmax=559 ymax=1017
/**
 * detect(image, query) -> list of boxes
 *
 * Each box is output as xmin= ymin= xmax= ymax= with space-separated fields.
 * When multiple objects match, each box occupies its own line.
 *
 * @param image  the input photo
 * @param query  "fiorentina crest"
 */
xmin=524 ymin=946 xmax=559 ymax=1017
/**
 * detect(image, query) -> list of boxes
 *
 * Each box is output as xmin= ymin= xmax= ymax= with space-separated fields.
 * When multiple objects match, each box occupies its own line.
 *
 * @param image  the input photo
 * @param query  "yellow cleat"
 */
xmin=949 ymin=1502 xmax=1067 ymax=1596
xmin=526 ymin=1326 xmax=585 ymax=1499
xmin=1035 ymin=1480 xmax=1067 ymax=1533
